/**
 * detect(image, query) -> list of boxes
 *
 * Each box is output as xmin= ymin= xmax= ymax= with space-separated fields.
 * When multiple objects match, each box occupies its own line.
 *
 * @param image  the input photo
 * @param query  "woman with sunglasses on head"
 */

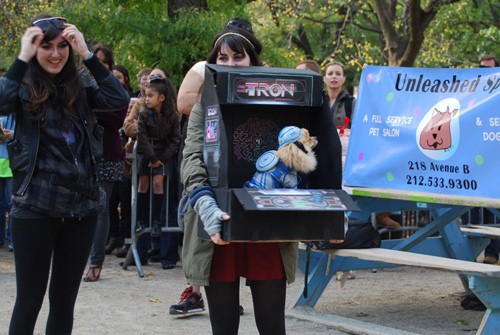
xmin=181 ymin=27 xmax=295 ymax=335
xmin=0 ymin=14 xmax=129 ymax=335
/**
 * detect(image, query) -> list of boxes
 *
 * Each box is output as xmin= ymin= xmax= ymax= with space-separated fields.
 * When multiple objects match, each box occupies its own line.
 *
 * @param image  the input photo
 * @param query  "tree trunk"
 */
xmin=168 ymin=0 xmax=207 ymax=19
xmin=373 ymin=0 xmax=458 ymax=67
xmin=292 ymin=24 xmax=314 ymax=59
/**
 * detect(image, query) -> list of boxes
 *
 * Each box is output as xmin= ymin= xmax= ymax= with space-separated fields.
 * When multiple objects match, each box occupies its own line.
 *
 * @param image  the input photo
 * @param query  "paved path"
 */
xmin=0 ymin=247 xmax=487 ymax=334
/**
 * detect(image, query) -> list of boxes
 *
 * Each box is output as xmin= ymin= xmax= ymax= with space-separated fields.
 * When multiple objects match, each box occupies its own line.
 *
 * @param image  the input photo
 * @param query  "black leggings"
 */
xmin=9 ymin=215 xmax=97 ymax=335
xmin=204 ymin=278 xmax=287 ymax=335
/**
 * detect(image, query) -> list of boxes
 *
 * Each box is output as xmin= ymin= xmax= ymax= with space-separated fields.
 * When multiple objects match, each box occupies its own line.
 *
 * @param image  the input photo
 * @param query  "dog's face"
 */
xmin=299 ymin=128 xmax=318 ymax=150
xmin=275 ymin=128 xmax=318 ymax=173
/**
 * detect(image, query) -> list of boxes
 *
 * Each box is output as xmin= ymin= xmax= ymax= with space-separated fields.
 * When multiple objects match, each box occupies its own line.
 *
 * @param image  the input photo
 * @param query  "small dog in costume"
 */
xmin=244 ymin=126 xmax=318 ymax=189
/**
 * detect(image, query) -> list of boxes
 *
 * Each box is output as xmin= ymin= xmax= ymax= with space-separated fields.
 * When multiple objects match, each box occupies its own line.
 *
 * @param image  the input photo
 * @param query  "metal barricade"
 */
xmin=122 ymin=141 xmax=183 ymax=277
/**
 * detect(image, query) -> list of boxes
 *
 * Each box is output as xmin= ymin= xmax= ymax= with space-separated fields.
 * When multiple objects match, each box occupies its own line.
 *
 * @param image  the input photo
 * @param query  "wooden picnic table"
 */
xmin=292 ymin=186 xmax=500 ymax=335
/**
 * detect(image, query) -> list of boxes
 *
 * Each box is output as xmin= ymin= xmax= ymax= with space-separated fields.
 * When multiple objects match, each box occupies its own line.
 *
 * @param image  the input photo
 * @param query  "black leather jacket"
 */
xmin=0 ymin=56 xmax=129 ymax=217
xmin=137 ymin=107 xmax=181 ymax=165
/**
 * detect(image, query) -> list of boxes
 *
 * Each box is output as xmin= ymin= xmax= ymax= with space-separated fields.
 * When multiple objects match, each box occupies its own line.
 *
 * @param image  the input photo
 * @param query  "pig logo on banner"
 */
xmin=419 ymin=106 xmax=458 ymax=150
xmin=416 ymin=98 xmax=460 ymax=161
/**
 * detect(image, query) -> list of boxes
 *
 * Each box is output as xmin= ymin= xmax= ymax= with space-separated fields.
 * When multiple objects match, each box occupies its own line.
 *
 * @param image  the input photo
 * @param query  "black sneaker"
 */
xmin=148 ymin=249 xmax=160 ymax=263
xmin=169 ymin=286 xmax=205 ymax=315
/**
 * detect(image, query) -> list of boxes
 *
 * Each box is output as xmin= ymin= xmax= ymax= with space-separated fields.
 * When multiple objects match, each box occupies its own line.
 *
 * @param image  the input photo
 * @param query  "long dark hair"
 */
xmin=207 ymin=27 xmax=263 ymax=66
xmin=23 ymin=14 xmax=82 ymax=122
xmin=91 ymin=43 xmax=114 ymax=69
xmin=200 ymin=28 xmax=263 ymax=106
xmin=146 ymin=77 xmax=178 ymax=127
xmin=113 ymin=64 xmax=133 ymax=95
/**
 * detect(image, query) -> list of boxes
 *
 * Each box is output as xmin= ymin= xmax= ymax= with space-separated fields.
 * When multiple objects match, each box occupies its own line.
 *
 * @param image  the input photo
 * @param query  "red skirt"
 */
xmin=209 ymin=242 xmax=285 ymax=282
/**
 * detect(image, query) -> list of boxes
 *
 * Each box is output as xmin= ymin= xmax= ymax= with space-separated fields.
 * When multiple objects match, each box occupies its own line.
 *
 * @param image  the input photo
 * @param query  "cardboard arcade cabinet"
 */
xmin=200 ymin=64 xmax=357 ymax=242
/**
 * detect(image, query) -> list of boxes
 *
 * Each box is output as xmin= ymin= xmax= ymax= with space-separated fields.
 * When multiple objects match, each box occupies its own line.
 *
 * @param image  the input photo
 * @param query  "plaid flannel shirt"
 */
xmin=0 ymin=56 xmax=129 ymax=218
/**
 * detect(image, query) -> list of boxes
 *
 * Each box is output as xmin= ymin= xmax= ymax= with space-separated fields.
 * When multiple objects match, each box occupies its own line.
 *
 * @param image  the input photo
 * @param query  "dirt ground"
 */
xmin=0 ymin=245 xmax=489 ymax=335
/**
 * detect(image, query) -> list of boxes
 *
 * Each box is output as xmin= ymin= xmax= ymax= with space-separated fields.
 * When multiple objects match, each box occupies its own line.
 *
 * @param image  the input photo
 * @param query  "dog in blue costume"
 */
xmin=245 ymin=126 xmax=318 ymax=189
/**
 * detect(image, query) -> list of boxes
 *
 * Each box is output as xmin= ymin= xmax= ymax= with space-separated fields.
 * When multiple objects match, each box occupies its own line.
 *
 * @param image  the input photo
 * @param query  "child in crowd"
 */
xmin=135 ymin=76 xmax=181 ymax=265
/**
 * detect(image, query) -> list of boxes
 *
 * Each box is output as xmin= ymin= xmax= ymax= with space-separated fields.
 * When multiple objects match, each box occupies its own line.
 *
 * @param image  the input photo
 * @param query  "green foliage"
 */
xmin=248 ymin=0 xmax=499 ymax=84
xmin=248 ymin=0 xmax=377 ymax=85
xmin=52 ymin=0 xmax=248 ymax=88
xmin=418 ymin=0 xmax=500 ymax=67
xmin=0 ymin=0 xmax=53 ymax=74
xmin=1 ymin=0 xmax=497 ymax=83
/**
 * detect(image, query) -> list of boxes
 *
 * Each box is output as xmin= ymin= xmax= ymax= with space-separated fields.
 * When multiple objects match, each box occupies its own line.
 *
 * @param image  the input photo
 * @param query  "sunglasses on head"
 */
xmin=329 ymin=61 xmax=344 ymax=67
xmin=31 ymin=17 xmax=67 ymax=33
xmin=226 ymin=20 xmax=252 ymax=33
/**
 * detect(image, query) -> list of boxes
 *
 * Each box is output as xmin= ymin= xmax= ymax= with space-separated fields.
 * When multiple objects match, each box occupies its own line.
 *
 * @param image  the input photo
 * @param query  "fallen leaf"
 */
xmin=149 ymin=298 xmax=164 ymax=303
xmin=144 ymin=271 xmax=154 ymax=277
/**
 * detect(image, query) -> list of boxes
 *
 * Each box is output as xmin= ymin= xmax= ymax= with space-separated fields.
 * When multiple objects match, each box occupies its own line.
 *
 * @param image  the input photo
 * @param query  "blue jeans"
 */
xmin=0 ymin=177 xmax=12 ymax=245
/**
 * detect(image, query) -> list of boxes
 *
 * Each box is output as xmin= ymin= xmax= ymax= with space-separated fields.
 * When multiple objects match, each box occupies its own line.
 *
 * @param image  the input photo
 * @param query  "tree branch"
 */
xmin=488 ymin=0 xmax=500 ymax=28
xmin=350 ymin=21 xmax=382 ymax=34
xmin=347 ymin=2 xmax=380 ymax=32
xmin=423 ymin=0 xmax=461 ymax=13
xmin=302 ymin=16 xmax=344 ymax=25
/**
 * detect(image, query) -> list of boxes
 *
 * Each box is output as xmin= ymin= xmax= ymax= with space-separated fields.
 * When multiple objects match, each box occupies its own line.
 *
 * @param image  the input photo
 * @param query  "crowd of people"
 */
xmin=1 ymin=11 xmax=497 ymax=335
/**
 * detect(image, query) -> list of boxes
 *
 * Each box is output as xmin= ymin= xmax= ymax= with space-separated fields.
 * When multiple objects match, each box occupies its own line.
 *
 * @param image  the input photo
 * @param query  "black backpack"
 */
xmin=344 ymin=95 xmax=354 ymax=121
xmin=313 ymin=217 xmax=381 ymax=250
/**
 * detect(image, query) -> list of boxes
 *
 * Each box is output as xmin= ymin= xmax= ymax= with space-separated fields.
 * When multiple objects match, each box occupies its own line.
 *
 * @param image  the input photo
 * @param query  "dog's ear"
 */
xmin=301 ymin=128 xmax=310 ymax=139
